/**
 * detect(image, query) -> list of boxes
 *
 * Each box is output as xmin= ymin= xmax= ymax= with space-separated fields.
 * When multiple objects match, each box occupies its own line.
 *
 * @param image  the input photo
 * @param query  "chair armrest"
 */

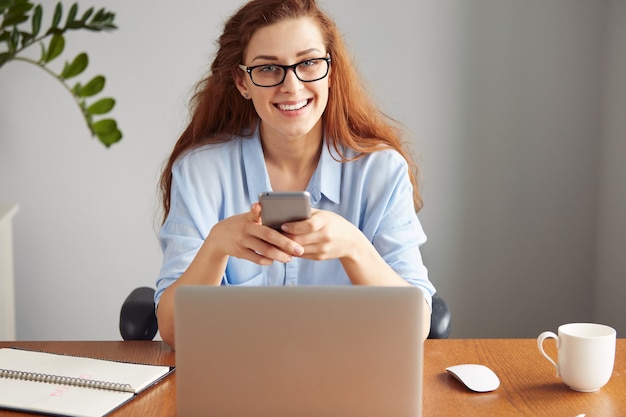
xmin=119 ymin=287 xmax=158 ymax=340
xmin=428 ymin=293 xmax=451 ymax=339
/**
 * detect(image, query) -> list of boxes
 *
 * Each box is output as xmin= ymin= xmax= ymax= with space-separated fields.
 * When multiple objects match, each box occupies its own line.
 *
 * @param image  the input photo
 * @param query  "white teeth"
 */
xmin=278 ymin=100 xmax=308 ymax=111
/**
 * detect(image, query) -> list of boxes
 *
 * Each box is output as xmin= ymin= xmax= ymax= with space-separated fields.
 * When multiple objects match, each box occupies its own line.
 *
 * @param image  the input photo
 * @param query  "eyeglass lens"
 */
xmin=250 ymin=58 xmax=329 ymax=87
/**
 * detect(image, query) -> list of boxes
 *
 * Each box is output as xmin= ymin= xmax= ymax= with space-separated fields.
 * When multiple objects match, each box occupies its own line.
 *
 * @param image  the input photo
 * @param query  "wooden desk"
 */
xmin=425 ymin=339 xmax=625 ymax=417
xmin=1 ymin=339 xmax=624 ymax=416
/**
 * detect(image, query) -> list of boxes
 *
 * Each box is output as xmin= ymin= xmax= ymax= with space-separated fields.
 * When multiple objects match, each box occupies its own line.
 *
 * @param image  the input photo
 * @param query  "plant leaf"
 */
xmin=72 ymin=81 xmax=82 ymax=95
xmin=66 ymin=20 xmax=83 ymax=29
xmin=96 ymin=126 xmax=122 ymax=147
xmin=65 ymin=3 xmax=77 ymax=28
xmin=2 ymin=14 xmax=29 ymax=28
xmin=1 ymin=1 xmax=33 ymax=28
xmin=87 ymin=98 xmax=115 ymax=115
xmin=91 ymin=118 xmax=116 ymax=134
xmin=0 ymin=52 xmax=11 ymax=67
xmin=78 ymin=75 xmax=105 ymax=97
xmin=37 ymin=40 xmax=46 ymax=62
xmin=31 ymin=4 xmax=42 ymax=37
xmin=85 ymin=8 xmax=117 ymax=31
xmin=80 ymin=7 xmax=93 ymax=23
xmin=44 ymin=33 xmax=64 ymax=63
xmin=60 ymin=52 xmax=88 ymax=79
xmin=0 ymin=0 xmax=13 ymax=14
xmin=20 ymin=31 xmax=32 ymax=47
xmin=8 ymin=26 xmax=19 ymax=51
xmin=92 ymin=8 xmax=104 ymax=21
xmin=51 ymin=2 xmax=62 ymax=29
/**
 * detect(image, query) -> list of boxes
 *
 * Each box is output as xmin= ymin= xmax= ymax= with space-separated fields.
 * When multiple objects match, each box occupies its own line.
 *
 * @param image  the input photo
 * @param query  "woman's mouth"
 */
xmin=276 ymin=99 xmax=310 ymax=111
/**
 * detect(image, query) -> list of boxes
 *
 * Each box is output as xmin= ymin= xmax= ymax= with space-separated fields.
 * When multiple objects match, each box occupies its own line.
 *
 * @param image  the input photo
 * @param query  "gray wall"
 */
xmin=0 ymin=0 xmax=624 ymax=340
xmin=594 ymin=0 xmax=626 ymax=331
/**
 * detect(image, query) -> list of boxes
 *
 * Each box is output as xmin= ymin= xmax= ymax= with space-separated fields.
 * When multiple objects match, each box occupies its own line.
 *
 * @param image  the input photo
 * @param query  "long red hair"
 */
xmin=159 ymin=0 xmax=422 ymax=222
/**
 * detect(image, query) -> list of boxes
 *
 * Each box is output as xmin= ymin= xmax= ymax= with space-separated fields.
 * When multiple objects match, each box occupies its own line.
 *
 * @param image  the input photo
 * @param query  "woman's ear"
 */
xmin=234 ymin=68 xmax=251 ymax=99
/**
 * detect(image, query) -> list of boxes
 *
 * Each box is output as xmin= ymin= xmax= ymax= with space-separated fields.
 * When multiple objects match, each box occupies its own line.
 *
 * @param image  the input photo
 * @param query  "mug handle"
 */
xmin=537 ymin=331 xmax=560 ymax=377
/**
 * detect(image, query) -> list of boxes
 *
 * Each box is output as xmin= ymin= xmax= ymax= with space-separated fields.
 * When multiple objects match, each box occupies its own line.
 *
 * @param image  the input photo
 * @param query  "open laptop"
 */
xmin=174 ymin=286 xmax=424 ymax=417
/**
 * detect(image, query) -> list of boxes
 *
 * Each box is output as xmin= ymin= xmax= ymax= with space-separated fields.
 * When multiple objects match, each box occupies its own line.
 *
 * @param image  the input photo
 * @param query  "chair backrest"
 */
xmin=429 ymin=294 xmax=452 ymax=339
xmin=119 ymin=287 xmax=158 ymax=341
xmin=119 ymin=287 xmax=451 ymax=340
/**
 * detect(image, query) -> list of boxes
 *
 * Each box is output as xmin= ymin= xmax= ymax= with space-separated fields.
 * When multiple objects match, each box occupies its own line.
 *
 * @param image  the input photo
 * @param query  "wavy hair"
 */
xmin=159 ymin=0 xmax=422 ymax=222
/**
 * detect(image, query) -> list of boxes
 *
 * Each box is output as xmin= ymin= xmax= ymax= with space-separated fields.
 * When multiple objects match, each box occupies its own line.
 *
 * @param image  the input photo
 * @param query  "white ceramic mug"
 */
xmin=537 ymin=323 xmax=616 ymax=392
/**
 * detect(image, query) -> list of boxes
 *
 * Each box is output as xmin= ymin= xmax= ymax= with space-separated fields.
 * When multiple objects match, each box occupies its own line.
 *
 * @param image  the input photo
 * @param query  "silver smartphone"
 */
xmin=259 ymin=191 xmax=312 ymax=231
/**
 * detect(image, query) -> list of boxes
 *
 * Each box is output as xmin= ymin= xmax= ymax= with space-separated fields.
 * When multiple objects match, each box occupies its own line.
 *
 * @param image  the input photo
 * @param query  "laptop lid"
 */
xmin=174 ymin=286 xmax=424 ymax=417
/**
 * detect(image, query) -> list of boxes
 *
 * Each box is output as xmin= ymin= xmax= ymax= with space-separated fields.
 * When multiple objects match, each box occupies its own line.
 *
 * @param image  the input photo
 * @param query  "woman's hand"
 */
xmin=281 ymin=209 xmax=411 ymax=288
xmin=279 ymin=209 xmax=362 ymax=262
xmin=157 ymin=203 xmax=305 ymax=347
xmin=208 ymin=202 xmax=304 ymax=265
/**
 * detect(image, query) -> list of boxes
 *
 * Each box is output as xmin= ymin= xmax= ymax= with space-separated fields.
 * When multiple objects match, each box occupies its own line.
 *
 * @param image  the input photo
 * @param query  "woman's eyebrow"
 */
xmin=296 ymin=48 xmax=323 ymax=57
xmin=250 ymin=48 xmax=323 ymax=63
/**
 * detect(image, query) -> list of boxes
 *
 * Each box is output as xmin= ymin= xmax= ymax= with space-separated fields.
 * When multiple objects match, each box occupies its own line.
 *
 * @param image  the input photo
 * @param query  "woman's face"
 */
xmin=236 ymin=17 xmax=330 ymax=145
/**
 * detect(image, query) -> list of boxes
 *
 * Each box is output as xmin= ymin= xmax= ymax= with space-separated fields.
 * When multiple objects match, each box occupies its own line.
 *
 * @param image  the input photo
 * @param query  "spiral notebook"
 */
xmin=0 ymin=347 xmax=173 ymax=417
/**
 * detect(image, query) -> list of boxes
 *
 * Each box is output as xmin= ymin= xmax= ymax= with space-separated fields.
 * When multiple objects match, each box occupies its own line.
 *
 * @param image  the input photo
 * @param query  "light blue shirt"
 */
xmin=155 ymin=129 xmax=435 ymax=306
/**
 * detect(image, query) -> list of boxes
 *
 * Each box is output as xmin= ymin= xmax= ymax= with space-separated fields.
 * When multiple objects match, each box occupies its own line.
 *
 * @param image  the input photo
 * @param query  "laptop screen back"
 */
xmin=175 ymin=286 xmax=424 ymax=417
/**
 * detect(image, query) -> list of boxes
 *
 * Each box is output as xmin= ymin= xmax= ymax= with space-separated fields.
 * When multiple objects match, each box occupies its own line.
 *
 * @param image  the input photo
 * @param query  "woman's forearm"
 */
xmin=339 ymin=234 xmax=432 ymax=340
xmin=157 ymin=238 xmax=228 ymax=348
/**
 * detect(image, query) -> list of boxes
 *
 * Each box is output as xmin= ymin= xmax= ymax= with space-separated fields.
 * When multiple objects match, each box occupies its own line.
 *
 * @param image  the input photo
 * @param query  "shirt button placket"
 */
xmin=284 ymin=258 xmax=299 ymax=286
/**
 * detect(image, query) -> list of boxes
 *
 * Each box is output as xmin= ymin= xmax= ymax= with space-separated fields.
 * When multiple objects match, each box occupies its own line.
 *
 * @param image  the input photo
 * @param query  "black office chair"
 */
xmin=119 ymin=286 xmax=451 ymax=340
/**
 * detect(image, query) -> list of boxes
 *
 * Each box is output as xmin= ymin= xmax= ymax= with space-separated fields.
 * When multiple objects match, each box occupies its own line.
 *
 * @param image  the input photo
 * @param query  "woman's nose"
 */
xmin=280 ymin=68 xmax=303 ymax=92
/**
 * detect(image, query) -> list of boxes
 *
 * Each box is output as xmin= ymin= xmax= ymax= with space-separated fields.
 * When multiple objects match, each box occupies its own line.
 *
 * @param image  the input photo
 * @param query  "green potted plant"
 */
xmin=0 ymin=0 xmax=122 ymax=147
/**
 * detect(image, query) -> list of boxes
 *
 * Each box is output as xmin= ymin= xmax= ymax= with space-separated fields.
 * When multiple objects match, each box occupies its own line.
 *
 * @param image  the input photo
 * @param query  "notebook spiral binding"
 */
xmin=0 ymin=368 xmax=134 ymax=393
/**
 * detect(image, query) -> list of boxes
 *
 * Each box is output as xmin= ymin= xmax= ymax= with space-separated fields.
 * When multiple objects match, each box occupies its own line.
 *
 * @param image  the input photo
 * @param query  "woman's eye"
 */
xmin=300 ymin=60 xmax=316 ymax=67
xmin=258 ymin=65 xmax=278 ymax=73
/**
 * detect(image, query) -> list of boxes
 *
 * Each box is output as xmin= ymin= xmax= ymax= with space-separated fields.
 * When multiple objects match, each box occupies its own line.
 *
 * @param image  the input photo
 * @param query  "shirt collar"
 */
xmin=310 ymin=140 xmax=341 ymax=205
xmin=242 ymin=127 xmax=342 ymax=205
xmin=242 ymin=129 xmax=271 ymax=203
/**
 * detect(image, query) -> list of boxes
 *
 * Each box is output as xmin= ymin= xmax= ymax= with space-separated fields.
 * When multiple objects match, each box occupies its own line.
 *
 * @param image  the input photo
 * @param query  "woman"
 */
xmin=155 ymin=0 xmax=436 ymax=347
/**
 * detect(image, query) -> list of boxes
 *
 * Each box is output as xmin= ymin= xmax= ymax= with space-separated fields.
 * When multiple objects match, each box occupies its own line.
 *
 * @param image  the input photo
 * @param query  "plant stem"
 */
xmin=11 ymin=55 xmax=92 ymax=134
xmin=12 ymin=33 xmax=51 ymax=57
xmin=0 ymin=32 xmax=54 ymax=68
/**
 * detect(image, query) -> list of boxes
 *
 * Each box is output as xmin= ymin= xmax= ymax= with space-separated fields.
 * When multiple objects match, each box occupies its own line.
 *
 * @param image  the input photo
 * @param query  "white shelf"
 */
xmin=0 ymin=204 xmax=19 ymax=340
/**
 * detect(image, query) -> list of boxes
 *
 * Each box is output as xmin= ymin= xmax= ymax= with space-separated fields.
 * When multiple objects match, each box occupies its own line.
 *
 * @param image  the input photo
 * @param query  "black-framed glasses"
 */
xmin=238 ymin=55 xmax=331 ymax=87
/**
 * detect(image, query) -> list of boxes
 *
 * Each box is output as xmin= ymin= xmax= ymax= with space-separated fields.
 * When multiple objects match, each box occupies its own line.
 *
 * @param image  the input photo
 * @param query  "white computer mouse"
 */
xmin=446 ymin=364 xmax=500 ymax=392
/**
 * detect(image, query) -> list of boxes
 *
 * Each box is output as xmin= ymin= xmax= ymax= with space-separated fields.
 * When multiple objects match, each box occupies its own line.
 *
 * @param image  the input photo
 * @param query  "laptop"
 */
xmin=174 ymin=286 xmax=424 ymax=417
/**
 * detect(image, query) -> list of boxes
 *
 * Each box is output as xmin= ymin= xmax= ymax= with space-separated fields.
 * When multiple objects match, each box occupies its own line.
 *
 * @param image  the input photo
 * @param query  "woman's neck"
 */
xmin=260 ymin=121 xmax=324 ymax=192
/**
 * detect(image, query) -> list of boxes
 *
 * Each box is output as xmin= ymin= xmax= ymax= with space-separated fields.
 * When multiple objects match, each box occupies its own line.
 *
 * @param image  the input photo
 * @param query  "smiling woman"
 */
xmin=234 ymin=17 xmax=331 ymax=152
xmin=153 ymin=0 xmax=436 ymax=349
